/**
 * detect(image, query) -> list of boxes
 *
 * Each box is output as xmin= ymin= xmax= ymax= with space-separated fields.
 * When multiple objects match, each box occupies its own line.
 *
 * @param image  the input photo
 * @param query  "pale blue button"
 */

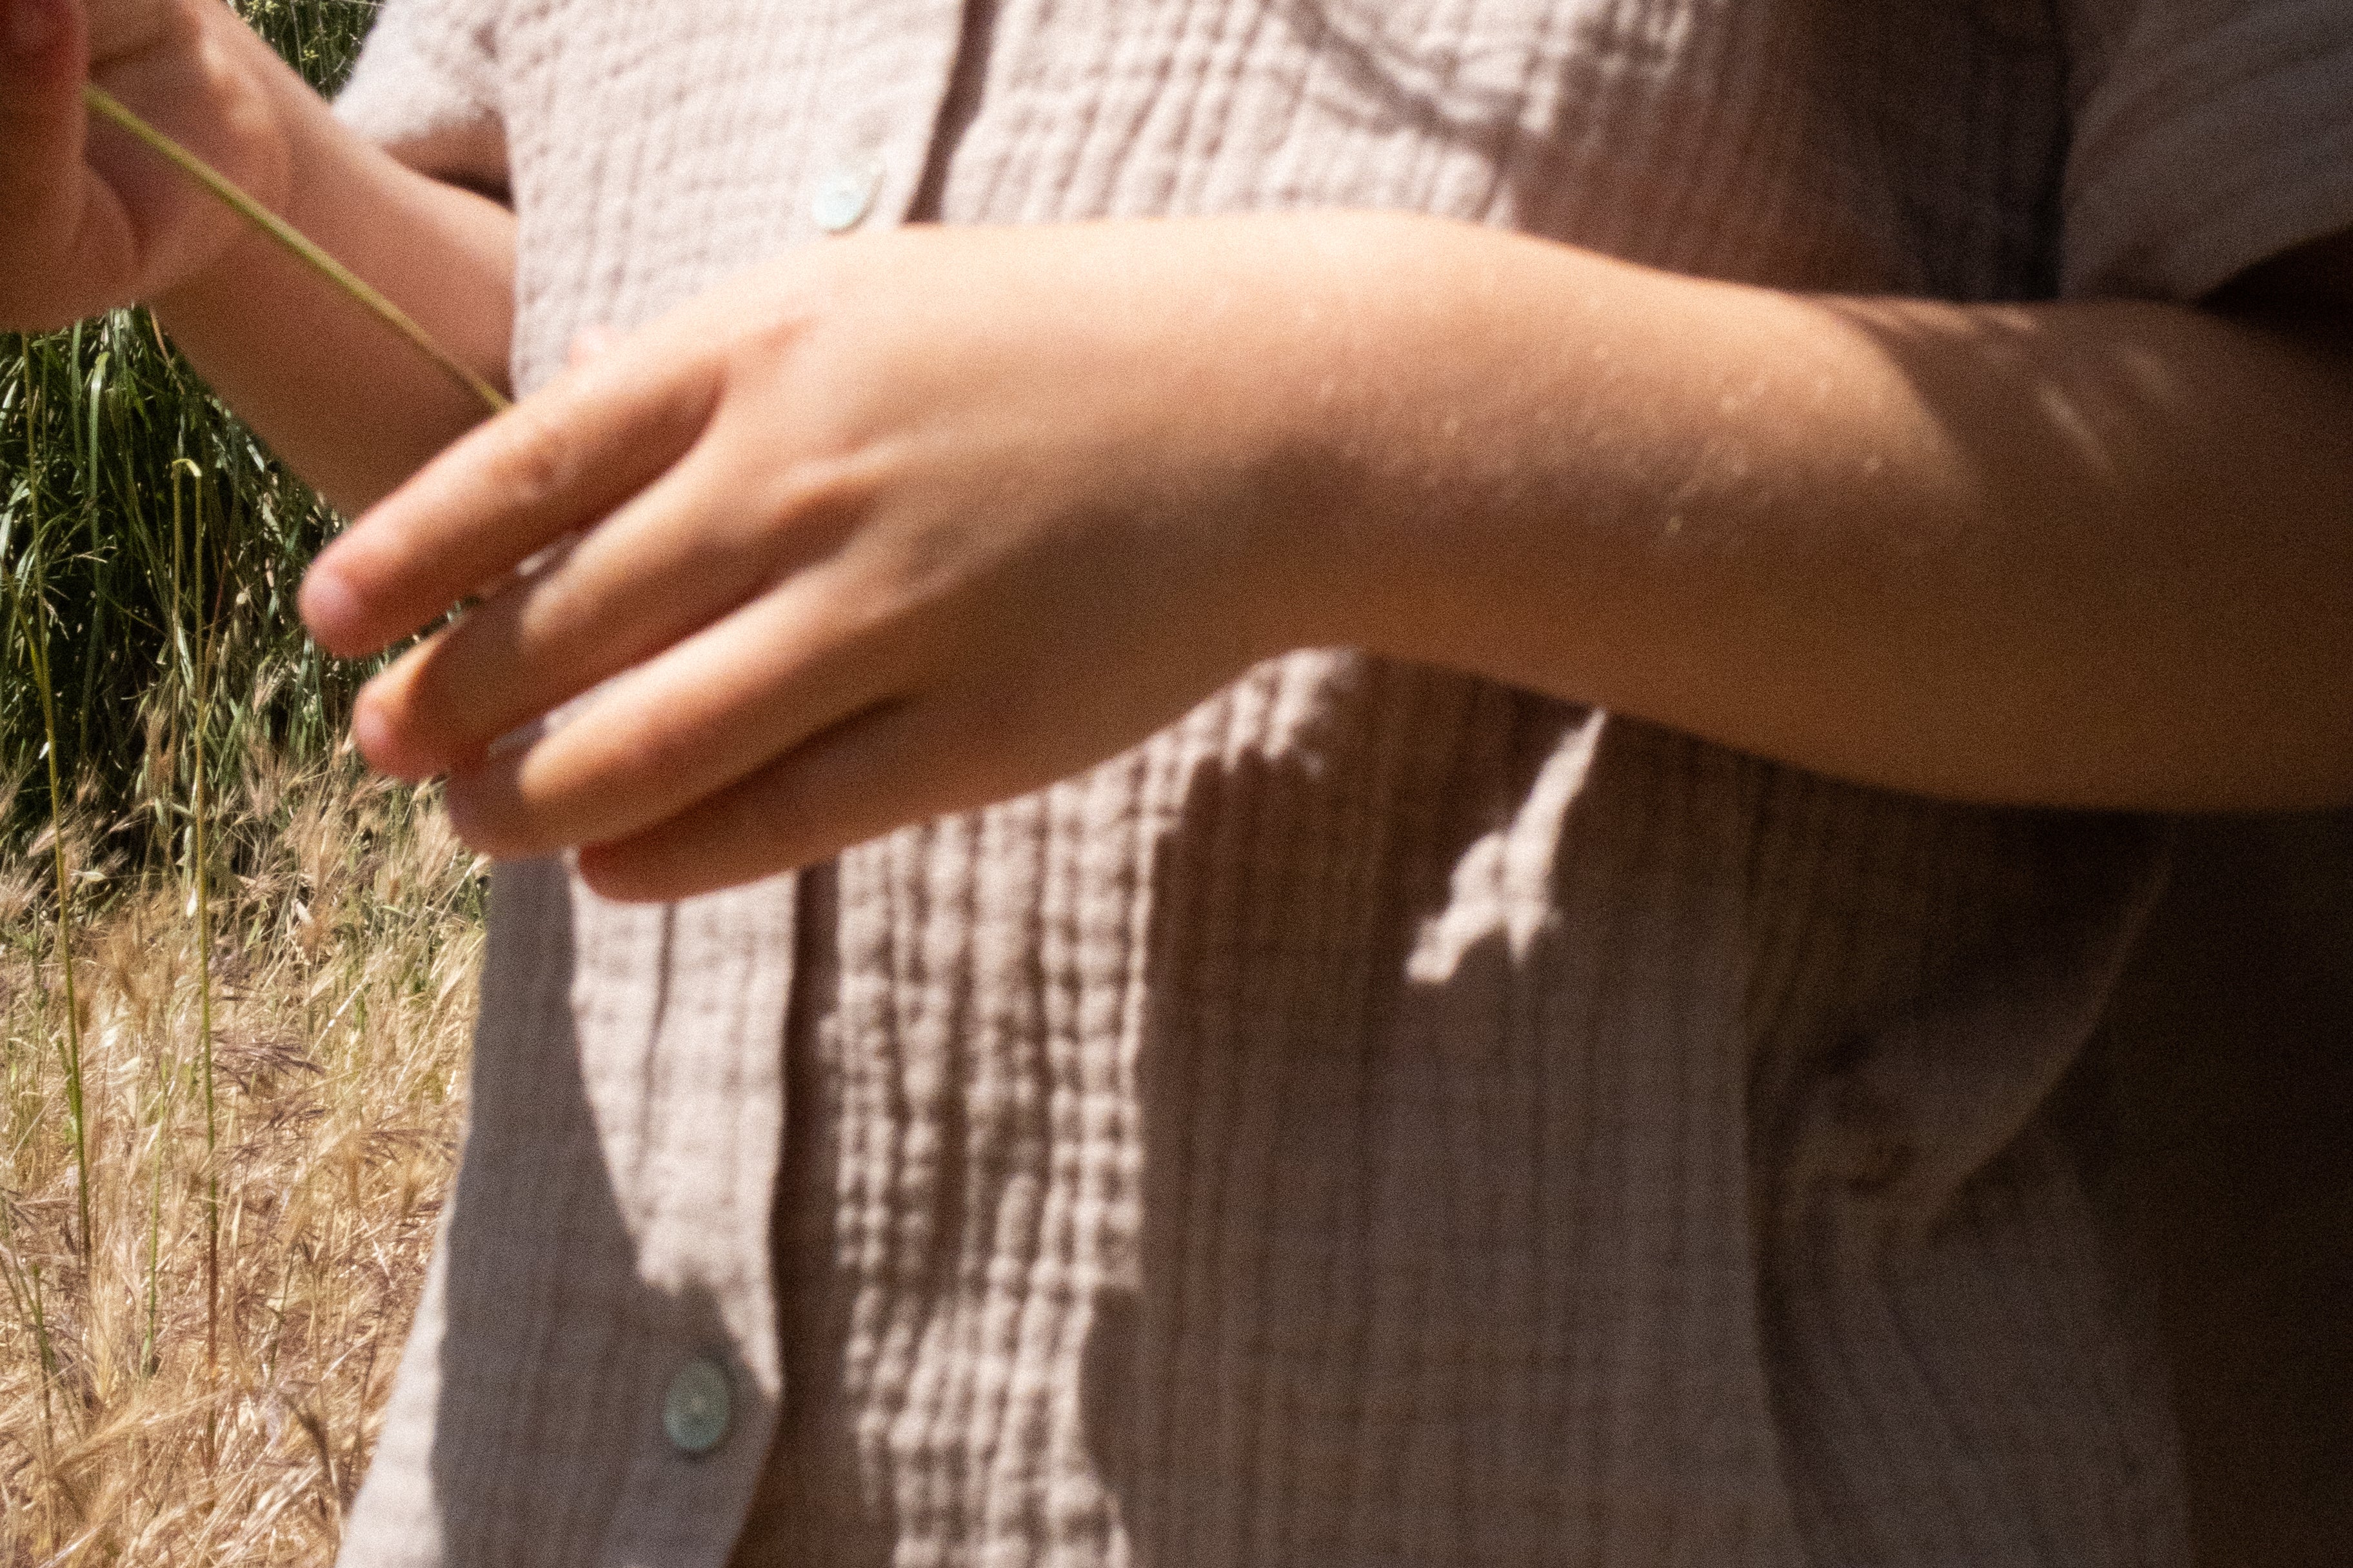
xmin=662 ymin=1356 xmax=732 ymax=1456
xmin=812 ymin=157 xmax=885 ymax=233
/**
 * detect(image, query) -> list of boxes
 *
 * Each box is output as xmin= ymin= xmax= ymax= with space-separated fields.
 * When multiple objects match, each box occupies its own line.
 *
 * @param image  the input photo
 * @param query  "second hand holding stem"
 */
xmin=82 ymin=82 xmax=508 ymax=415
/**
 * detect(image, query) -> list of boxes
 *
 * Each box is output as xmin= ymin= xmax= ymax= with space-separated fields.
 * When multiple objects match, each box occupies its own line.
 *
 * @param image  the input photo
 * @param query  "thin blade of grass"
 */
xmin=11 ymin=377 xmax=93 ymax=1265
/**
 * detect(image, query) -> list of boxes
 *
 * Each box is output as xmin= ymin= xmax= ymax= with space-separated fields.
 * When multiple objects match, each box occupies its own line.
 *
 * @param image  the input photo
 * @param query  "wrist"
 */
xmin=1206 ymin=210 xmax=1481 ymax=665
xmin=1226 ymin=212 xmax=1622 ymax=672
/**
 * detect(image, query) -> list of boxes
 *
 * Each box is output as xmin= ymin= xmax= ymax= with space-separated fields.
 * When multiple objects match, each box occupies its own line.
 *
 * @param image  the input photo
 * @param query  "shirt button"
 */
xmin=811 ymin=157 xmax=886 ymax=233
xmin=662 ymin=1356 xmax=733 ymax=1456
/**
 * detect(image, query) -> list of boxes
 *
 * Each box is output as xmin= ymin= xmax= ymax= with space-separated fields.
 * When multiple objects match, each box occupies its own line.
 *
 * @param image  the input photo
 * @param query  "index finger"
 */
xmin=299 ymin=339 xmax=721 ymax=657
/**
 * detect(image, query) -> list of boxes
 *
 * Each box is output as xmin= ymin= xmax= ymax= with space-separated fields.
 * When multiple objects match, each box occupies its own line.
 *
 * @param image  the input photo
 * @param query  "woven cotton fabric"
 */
xmin=326 ymin=3 xmax=2353 ymax=1565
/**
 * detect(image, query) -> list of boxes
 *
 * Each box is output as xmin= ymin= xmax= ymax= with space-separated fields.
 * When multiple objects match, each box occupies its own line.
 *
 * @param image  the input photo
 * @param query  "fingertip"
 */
xmin=572 ymin=843 xmax=676 ymax=904
xmin=351 ymin=684 xmax=441 ymax=782
xmin=438 ymin=769 xmax=487 ymax=840
xmin=298 ymin=559 xmax=376 ymax=657
xmin=349 ymin=697 xmax=412 ymax=779
xmin=303 ymin=520 xmax=431 ymax=657
xmin=576 ymin=831 xmax=750 ymax=904
xmin=573 ymin=788 xmax=819 ymax=904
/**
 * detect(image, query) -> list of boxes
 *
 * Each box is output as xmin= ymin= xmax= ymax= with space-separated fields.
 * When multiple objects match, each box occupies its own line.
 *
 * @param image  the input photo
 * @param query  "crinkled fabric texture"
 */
xmin=2058 ymin=0 xmax=2353 ymax=297
xmin=330 ymin=0 xmax=499 ymax=155
xmin=326 ymin=3 xmax=2353 ymax=1566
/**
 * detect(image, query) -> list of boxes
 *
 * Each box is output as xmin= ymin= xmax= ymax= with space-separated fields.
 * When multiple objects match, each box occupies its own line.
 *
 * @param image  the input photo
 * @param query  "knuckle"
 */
xmin=479 ymin=403 xmax=578 ymax=513
xmin=704 ymin=294 xmax=819 ymax=393
xmin=731 ymin=309 xmax=811 ymax=368
xmin=748 ymin=456 xmax=876 ymax=555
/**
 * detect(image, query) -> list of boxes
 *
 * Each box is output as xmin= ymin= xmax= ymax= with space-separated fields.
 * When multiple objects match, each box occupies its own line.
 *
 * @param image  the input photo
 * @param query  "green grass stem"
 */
xmin=10 ymin=384 xmax=92 ymax=1267
xmin=182 ymin=461 xmax=223 ymax=1385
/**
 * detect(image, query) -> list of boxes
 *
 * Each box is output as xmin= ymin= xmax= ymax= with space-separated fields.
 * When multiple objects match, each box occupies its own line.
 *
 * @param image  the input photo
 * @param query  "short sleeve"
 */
xmin=332 ymin=0 xmax=502 ymax=160
xmin=2059 ymin=0 xmax=2353 ymax=300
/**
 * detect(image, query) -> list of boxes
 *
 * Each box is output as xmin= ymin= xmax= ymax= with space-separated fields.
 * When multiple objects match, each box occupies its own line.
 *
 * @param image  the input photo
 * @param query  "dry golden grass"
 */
xmin=0 ymin=753 xmax=482 ymax=1565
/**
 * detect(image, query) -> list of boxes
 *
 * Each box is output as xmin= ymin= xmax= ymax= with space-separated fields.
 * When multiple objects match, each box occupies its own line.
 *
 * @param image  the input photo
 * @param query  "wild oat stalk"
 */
xmin=81 ymin=84 xmax=510 ymax=416
xmin=0 ymin=12 xmax=490 ymax=1559
xmin=77 ymin=70 xmax=502 ymax=1445
xmin=184 ymin=462 xmax=223 ymax=1396
xmin=9 ymin=380 xmax=93 ymax=1267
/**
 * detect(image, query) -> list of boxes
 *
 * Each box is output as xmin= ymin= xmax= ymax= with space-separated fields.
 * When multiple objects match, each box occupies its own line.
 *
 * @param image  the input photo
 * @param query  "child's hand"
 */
xmin=301 ymin=219 xmax=1377 ymax=900
xmin=0 ymin=0 xmax=295 ymax=330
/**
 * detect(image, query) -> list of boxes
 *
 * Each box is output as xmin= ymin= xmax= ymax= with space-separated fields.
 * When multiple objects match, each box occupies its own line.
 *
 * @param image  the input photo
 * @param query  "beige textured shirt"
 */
xmin=329 ymin=3 xmax=2353 ymax=1565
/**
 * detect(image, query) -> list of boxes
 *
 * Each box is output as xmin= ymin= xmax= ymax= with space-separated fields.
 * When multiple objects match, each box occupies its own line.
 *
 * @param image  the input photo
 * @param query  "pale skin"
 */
xmin=7 ymin=0 xmax=2353 ymax=904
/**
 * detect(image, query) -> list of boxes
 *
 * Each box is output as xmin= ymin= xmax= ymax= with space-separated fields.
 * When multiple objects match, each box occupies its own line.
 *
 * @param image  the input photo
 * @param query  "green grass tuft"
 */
xmin=1 ymin=9 xmax=490 ymax=1559
xmin=3 ymin=2 xmax=393 ymax=878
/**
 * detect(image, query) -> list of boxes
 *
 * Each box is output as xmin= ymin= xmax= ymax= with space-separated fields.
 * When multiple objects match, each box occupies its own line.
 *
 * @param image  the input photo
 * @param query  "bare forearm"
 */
xmin=297 ymin=210 xmax=2353 ymax=894
xmin=146 ymin=8 xmax=513 ymax=514
xmin=1298 ymin=217 xmax=2353 ymax=810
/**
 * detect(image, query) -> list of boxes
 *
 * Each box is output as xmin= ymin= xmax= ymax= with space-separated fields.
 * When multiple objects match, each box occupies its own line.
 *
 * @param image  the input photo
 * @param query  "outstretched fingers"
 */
xmin=349 ymin=440 xmax=870 ymax=780
xmin=301 ymin=342 xmax=724 ymax=657
xmin=434 ymin=567 xmax=917 ymax=860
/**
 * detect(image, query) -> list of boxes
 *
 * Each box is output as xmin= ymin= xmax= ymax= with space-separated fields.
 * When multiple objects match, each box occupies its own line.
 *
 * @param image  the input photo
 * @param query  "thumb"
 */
xmin=0 ymin=0 xmax=135 ymax=331
xmin=1 ymin=0 xmax=86 ymax=151
xmin=3 ymin=0 xmax=73 ymax=57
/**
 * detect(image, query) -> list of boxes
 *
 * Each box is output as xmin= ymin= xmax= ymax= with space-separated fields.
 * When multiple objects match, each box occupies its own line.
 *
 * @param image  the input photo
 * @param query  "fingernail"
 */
xmin=7 ymin=0 xmax=65 ymax=59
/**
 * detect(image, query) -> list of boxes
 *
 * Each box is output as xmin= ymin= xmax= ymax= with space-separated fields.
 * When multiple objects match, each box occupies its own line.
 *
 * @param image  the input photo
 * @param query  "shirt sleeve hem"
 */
xmin=2061 ymin=24 xmax=2353 ymax=301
